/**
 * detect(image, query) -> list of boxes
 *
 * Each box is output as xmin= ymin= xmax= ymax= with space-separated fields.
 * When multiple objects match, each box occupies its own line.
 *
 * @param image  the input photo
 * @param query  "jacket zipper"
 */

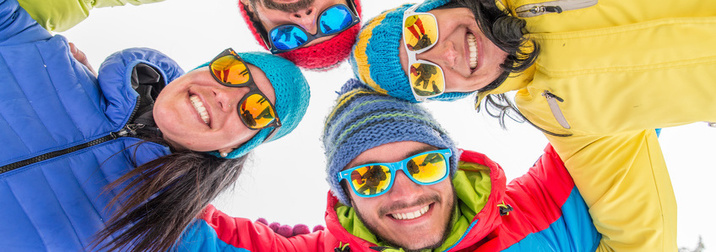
xmin=515 ymin=0 xmax=598 ymax=18
xmin=542 ymin=91 xmax=571 ymax=129
xmin=1 ymin=98 xmax=142 ymax=174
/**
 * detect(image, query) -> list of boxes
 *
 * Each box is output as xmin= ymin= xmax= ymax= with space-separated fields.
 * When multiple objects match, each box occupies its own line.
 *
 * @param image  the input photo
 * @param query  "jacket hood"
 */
xmin=324 ymin=149 xmax=508 ymax=251
xmin=97 ymin=47 xmax=185 ymax=129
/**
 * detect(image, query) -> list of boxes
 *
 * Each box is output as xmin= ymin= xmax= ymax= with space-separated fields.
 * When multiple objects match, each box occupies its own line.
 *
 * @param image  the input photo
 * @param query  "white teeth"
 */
xmin=390 ymin=205 xmax=430 ymax=220
xmin=467 ymin=33 xmax=478 ymax=69
xmin=189 ymin=95 xmax=210 ymax=125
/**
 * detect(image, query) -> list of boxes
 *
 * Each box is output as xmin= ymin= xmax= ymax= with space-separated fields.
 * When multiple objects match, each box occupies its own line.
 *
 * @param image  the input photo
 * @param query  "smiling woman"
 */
xmin=0 ymin=2 xmax=310 ymax=251
xmin=92 ymin=49 xmax=310 ymax=251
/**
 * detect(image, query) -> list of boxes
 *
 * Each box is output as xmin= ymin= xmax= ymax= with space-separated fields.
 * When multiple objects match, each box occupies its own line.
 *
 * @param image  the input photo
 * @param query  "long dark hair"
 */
xmin=441 ymin=0 xmax=540 ymax=127
xmin=92 ymin=136 xmax=247 ymax=252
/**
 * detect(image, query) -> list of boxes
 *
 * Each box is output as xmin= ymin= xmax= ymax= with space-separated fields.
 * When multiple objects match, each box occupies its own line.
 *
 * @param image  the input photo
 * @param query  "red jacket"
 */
xmin=178 ymin=145 xmax=599 ymax=251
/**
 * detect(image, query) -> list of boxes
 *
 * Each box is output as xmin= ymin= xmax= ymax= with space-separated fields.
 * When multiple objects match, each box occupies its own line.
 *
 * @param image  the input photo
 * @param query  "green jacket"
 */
xmin=18 ymin=0 xmax=165 ymax=32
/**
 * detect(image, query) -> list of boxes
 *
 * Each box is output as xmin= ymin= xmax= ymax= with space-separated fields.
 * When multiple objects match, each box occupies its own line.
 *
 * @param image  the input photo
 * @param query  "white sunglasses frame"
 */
xmin=402 ymin=3 xmax=446 ymax=102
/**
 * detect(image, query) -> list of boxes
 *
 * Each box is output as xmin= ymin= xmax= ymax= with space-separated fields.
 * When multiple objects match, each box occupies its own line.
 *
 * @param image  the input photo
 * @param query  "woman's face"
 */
xmin=154 ymin=64 xmax=276 ymax=153
xmin=398 ymin=7 xmax=508 ymax=93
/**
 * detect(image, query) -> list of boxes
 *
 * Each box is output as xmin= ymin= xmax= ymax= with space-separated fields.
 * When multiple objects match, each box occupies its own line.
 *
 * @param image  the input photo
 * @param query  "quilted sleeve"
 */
xmin=0 ymin=0 xmax=51 ymax=45
xmin=17 ymin=0 xmax=165 ymax=32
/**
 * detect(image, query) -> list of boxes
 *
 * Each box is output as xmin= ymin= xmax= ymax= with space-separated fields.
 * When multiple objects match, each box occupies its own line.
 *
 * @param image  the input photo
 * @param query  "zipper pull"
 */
xmin=519 ymin=5 xmax=564 ymax=16
xmin=528 ymin=5 xmax=563 ymax=14
xmin=542 ymin=91 xmax=571 ymax=129
xmin=544 ymin=6 xmax=563 ymax=13
xmin=114 ymin=124 xmax=146 ymax=137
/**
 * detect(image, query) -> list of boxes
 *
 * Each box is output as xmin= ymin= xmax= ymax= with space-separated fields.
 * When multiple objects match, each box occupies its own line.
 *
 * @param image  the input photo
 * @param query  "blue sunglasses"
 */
xmin=337 ymin=149 xmax=452 ymax=198
xmin=266 ymin=3 xmax=360 ymax=53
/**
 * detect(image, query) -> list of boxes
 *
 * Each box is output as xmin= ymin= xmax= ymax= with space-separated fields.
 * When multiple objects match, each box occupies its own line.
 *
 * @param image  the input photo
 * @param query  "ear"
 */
xmin=240 ymin=0 xmax=253 ymax=11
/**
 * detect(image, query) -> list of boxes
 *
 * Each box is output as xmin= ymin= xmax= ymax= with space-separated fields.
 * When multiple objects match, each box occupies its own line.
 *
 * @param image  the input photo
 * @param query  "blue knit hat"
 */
xmin=193 ymin=51 xmax=310 ymax=159
xmin=350 ymin=0 xmax=472 ymax=103
xmin=323 ymin=79 xmax=460 ymax=206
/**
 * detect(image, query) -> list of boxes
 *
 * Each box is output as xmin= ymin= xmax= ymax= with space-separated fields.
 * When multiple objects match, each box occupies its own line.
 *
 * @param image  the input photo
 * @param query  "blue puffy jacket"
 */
xmin=0 ymin=0 xmax=184 ymax=250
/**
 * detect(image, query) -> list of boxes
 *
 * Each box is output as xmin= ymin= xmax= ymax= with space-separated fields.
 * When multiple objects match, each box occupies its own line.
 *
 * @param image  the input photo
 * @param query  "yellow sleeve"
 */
xmin=17 ymin=0 xmax=165 ymax=32
xmin=546 ymin=130 xmax=677 ymax=252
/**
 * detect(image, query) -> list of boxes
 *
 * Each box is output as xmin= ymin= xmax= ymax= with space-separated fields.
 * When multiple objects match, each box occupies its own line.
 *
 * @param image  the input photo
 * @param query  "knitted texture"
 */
xmin=323 ymin=79 xmax=459 ymax=206
xmin=350 ymin=0 xmax=472 ymax=102
xmin=238 ymin=0 xmax=363 ymax=71
xmin=194 ymin=51 xmax=310 ymax=159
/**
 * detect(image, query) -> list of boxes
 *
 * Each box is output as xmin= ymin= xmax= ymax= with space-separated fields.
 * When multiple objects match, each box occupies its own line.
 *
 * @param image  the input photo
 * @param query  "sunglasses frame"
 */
xmin=402 ymin=4 xmax=446 ymax=102
xmin=337 ymin=149 xmax=452 ymax=198
xmin=209 ymin=48 xmax=281 ymax=142
xmin=263 ymin=2 xmax=360 ymax=54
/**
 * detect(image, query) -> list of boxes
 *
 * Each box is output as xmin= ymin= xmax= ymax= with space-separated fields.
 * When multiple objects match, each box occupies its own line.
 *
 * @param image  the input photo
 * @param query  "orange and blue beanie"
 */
xmin=350 ymin=0 xmax=473 ymax=103
xmin=238 ymin=0 xmax=363 ymax=71
xmin=193 ymin=51 xmax=310 ymax=159
xmin=323 ymin=79 xmax=459 ymax=206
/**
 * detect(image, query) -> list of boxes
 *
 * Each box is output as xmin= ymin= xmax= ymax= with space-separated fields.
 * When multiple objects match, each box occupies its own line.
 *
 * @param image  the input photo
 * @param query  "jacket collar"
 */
xmin=324 ymin=149 xmax=508 ymax=252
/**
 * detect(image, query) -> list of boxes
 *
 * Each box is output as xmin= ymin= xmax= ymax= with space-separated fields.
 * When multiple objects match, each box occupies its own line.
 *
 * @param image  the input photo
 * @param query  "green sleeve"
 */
xmin=17 ymin=0 xmax=165 ymax=32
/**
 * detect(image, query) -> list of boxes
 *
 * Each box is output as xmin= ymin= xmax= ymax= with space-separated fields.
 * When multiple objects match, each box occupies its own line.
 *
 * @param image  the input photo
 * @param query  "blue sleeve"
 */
xmin=0 ymin=0 xmax=51 ymax=45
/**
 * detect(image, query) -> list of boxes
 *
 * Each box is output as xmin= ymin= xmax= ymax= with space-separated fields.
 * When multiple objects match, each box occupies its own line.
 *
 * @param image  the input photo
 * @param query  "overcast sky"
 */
xmin=57 ymin=0 xmax=715 ymax=249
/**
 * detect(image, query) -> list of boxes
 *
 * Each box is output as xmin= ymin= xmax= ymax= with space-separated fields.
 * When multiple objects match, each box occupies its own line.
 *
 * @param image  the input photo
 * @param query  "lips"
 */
xmin=390 ymin=205 xmax=430 ymax=220
xmin=189 ymin=95 xmax=210 ymax=125
xmin=467 ymin=33 xmax=478 ymax=70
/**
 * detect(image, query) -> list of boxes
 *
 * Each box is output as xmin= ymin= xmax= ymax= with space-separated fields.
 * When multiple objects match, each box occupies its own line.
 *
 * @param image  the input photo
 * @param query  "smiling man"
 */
xmin=238 ymin=0 xmax=362 ymax=70
xmin=350 ymin=0 xmax=716 ymax=251
xmin=176 ymin=79 xmax=602 ymax=251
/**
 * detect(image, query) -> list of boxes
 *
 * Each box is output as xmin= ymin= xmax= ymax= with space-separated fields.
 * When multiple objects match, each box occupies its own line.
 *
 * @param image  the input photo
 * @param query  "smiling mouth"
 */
xmin=390 ymin=205 xmax=430 ymax=220
xmin=189 ymin=95 xmax=210 ymax=125
xmin=467 ymin=33 xmax=478 ymax=70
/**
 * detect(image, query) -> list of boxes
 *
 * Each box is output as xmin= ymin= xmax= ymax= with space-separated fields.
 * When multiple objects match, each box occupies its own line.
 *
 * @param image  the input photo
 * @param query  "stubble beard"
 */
xmin=351 ymin=188 xmax=457 ymax=252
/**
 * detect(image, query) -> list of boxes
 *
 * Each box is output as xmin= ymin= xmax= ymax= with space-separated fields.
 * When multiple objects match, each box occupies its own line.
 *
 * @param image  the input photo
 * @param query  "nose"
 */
xmin=289 ymin=6 xmax=318 ymax=35
xmin=418 ymin=40 xmax=458 ymax=70
xmin=387 ymin=171 xmax=423 ymax=201
xmin=213 ymin=85 xmax=248 ymax=113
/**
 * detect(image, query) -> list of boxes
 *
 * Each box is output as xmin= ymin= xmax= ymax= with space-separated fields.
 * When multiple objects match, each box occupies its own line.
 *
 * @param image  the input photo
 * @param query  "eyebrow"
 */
xmin=346 ymin=145 xmax=439 ymax=169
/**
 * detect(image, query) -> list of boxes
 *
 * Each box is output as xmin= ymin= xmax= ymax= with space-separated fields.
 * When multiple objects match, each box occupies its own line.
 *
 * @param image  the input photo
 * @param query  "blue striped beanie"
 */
xmin=194 ymin=51 xmax=310 ymax=159
xmin=350 ymin=0 xmax=473 ymax=103
xmin=323 ymin=79 xmax=460 ymax=206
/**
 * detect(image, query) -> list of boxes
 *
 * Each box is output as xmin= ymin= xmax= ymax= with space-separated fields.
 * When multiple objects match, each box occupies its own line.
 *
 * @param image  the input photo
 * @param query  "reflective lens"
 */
xmin=350 ymin=165 xmax=393 ymax=196
xmin=403 ymin=14 xmax=438 ymax=51
xmin=211 ymin=55 xmax=251 ymax=85
xmin=239 ymin=93 xmax=278 ymax=129
xmin=270 ymin=26 xmax=309 ymax=50
xmin=406 ymin=152 xmax=447 ymax=183
xmin=319 ymin=5 xmax=354 ymax=34
xmin=409 ymin=63 xmax=445 ymax=97
xmin=347 ymin=151 xmax=449 ymax=197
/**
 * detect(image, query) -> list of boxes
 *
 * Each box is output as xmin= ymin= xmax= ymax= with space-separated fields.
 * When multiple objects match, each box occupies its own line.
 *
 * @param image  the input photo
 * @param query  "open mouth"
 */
xmin=189 ymin=95 xmax=210 ymax=125
xmin=390 ymin=205 xmax=430 ymax=220
xmin=467 ymin=33 xmax=478 ymax=71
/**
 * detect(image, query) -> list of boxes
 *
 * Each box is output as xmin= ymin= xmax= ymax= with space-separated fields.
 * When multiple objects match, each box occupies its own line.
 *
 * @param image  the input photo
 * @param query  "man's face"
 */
xmin=245 ymin=0 xmax=348 ymax=47
xmin=344 ymin=141 xmax=455 ymax=251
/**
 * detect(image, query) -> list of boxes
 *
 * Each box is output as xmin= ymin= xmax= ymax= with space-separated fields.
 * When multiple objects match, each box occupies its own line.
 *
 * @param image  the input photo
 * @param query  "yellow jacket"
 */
xmin=18 ymin=0 xmax=165 ymax=32
xmin=481 ymin=0 xmax=716 ymax=251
